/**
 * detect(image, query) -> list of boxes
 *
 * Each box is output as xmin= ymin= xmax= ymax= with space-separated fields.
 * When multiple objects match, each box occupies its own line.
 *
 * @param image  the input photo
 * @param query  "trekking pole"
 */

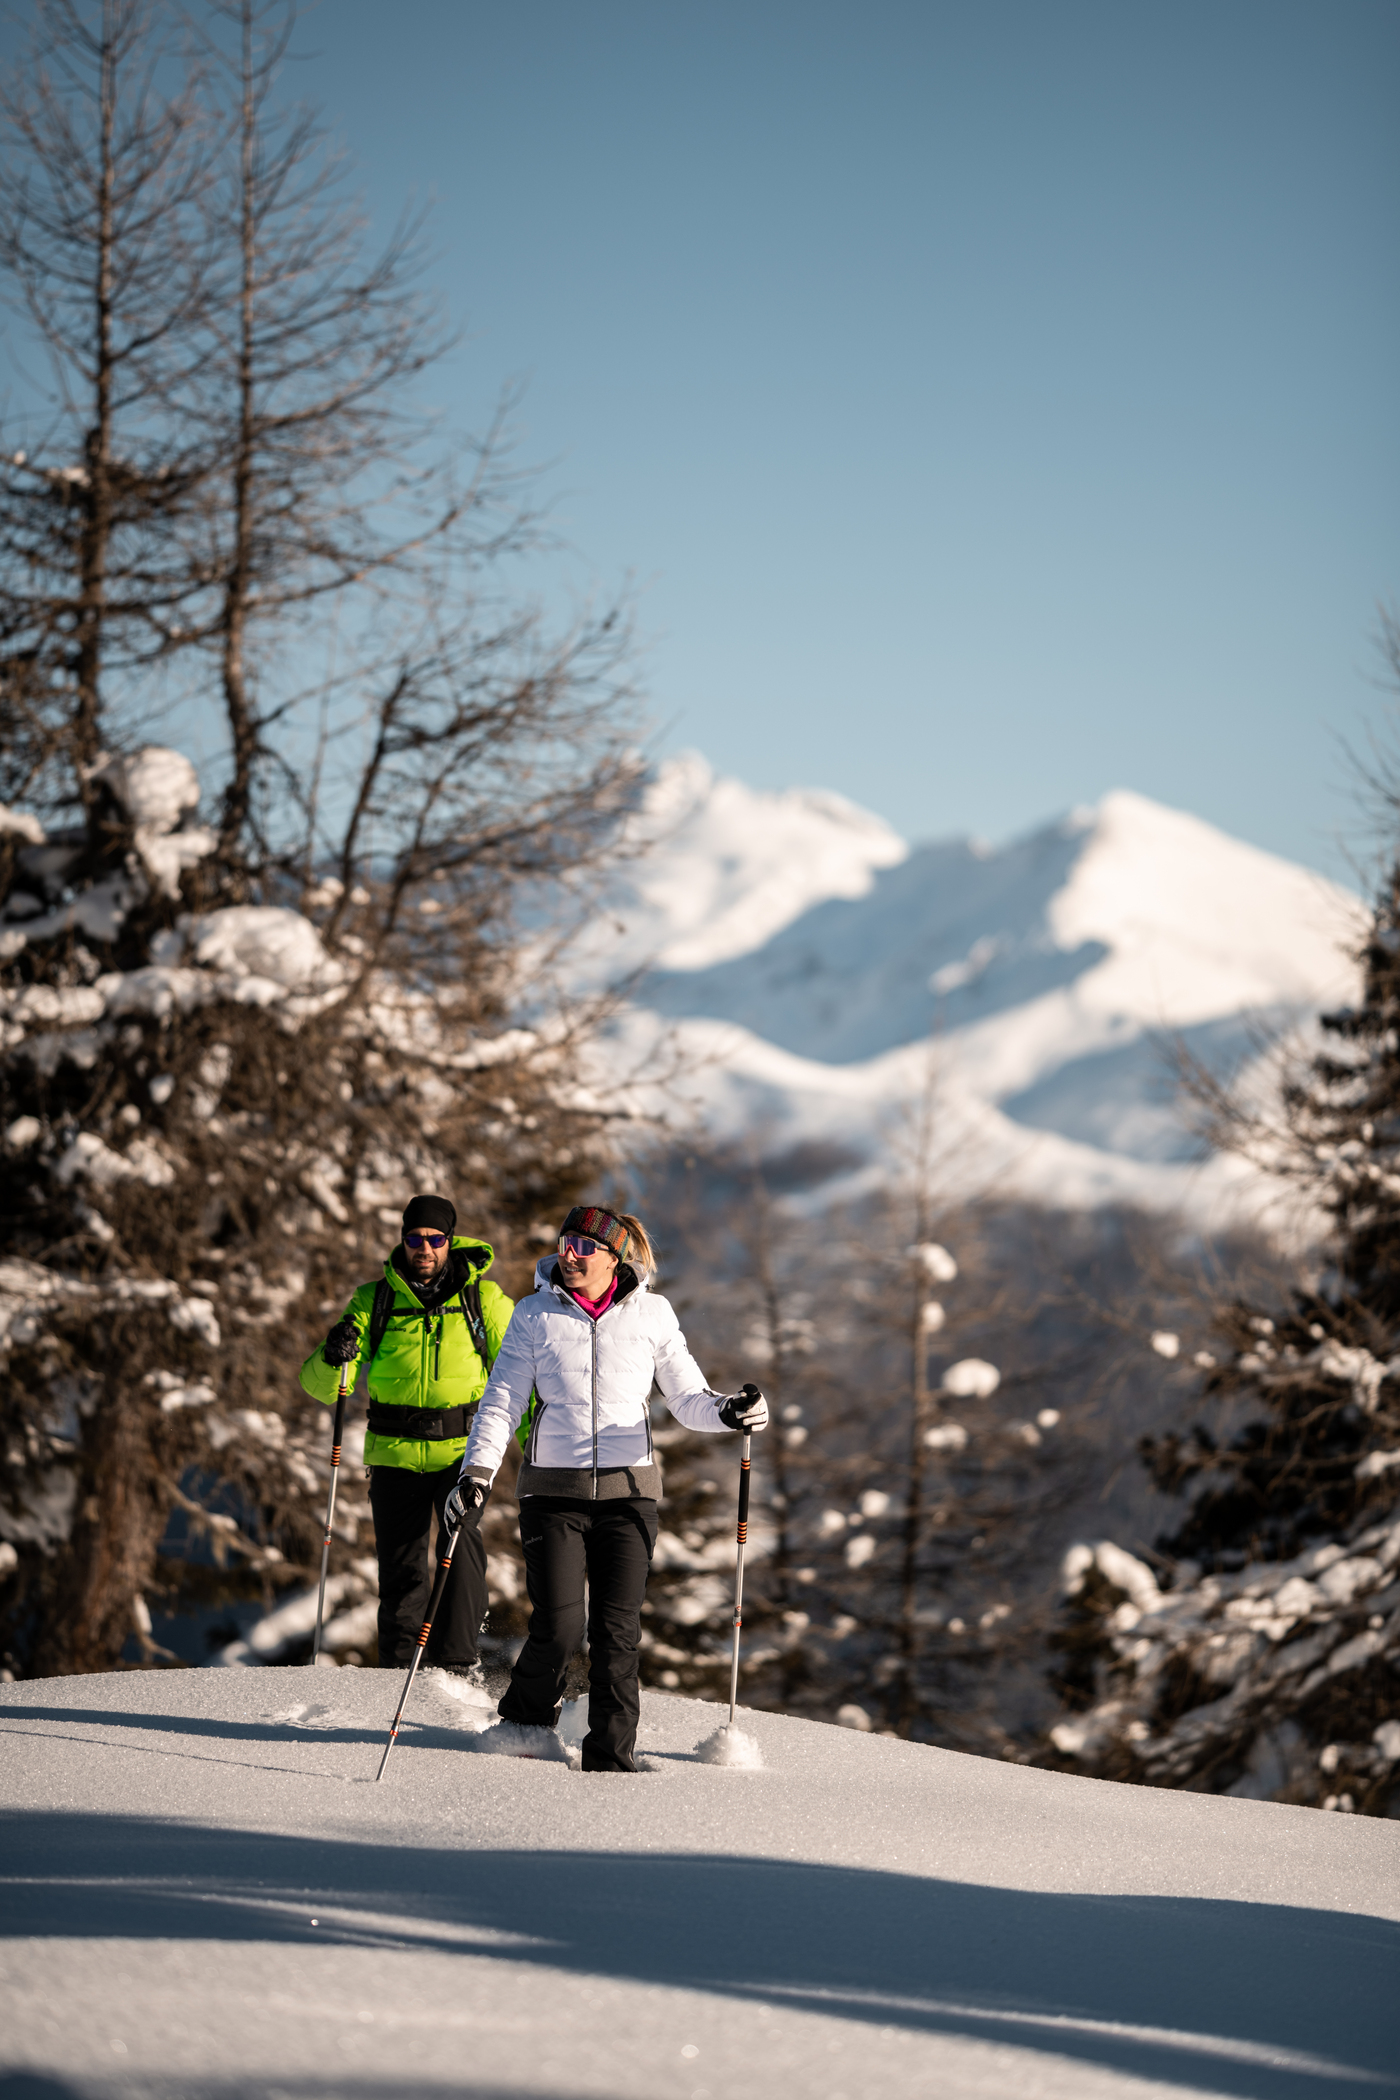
xmin=311 ymin=1359 xmax=352 ymax=1665
xmin=376 ymin=1519 xmax=461 ymax=1781
xmin=727 ymin=1430 xmax=752 ymax=1726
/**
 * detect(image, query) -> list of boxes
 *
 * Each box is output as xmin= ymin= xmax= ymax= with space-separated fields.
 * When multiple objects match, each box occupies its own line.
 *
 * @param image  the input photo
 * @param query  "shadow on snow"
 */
xmin=1 ymin=1807 xmax=1397 ymax=2100
xmin=0 ymin=1702 xmax=462 ymax=1753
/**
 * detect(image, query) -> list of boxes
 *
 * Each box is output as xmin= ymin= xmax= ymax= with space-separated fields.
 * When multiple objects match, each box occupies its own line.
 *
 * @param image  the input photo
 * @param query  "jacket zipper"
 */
xmin=371 ymin=1269 xmax=468 ymax=1467
xmin=552 ymin=1275 xmax=635 ymax=1495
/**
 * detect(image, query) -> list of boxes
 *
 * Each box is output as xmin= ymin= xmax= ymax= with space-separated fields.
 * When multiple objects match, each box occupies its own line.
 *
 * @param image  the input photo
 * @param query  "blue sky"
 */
xmin=296 ymin=0 xmax=1400 ymax=878
xmin=15 ymin=1 xmax=1400 ymax=876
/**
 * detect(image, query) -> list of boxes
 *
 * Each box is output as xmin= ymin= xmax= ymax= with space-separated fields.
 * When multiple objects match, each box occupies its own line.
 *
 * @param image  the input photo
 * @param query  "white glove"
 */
xmin=444 ymin=1476 xmax=486 ymax=1530
xmin=718 ymin=1383 xmax=769 ymax=1432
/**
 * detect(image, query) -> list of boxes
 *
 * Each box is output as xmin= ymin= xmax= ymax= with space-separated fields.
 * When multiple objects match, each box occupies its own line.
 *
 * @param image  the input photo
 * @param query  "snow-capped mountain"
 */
xmin=593 ymin=758 xmax=1364 ymax=1219
xmin=576 ymin=751 xmax=909 ymax=977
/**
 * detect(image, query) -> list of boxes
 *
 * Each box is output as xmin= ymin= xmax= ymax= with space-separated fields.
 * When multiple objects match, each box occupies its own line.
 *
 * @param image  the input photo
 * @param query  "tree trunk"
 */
xmin=72 ymin=10 xmax=119 ymax=793
xmin=895 ymin=1281 xmax=928 ymax=1735
xmin=218 ymin=0 xmax=259 ymax=870
xmin=33 ymin=1377 xmax=166 ymax=1675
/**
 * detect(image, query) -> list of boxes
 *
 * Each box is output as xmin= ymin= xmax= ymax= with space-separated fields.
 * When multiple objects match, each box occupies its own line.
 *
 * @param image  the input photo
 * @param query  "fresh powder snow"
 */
xmin=464 ymin=1716 xmax=576 ymax=1765
xmin=1 ymin=1666 xmax=1396 ymax=2099
xmin=694 ymin=1721 xmax=765 ymax=1767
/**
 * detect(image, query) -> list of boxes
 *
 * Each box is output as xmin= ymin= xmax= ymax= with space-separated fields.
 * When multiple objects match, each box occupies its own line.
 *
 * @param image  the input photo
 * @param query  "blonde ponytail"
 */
xmin=618 ymin=1212 xmax=655 ymax=1276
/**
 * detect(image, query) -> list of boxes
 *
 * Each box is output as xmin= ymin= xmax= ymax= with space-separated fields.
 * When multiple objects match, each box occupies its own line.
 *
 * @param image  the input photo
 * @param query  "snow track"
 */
xmin=0 ymin=1667 xmax=1397 ymax=2099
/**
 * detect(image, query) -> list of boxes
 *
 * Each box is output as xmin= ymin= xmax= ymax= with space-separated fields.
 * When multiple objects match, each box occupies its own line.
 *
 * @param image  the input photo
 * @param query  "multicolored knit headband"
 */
xmin=561 ymin=1205 xmax=631 ymax=1260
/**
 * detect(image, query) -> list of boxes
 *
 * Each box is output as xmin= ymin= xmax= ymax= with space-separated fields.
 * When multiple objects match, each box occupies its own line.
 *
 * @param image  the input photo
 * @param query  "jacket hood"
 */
xmin=534 ymin=1255 xmax=648 ymax=1300
xmin=389 ymin=1235 xmax=493 ymax=1305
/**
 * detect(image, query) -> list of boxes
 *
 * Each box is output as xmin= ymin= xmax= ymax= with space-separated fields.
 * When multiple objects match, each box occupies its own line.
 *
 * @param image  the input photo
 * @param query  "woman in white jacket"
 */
xmin=445 ymin=1204 xmax=768 ymax=1772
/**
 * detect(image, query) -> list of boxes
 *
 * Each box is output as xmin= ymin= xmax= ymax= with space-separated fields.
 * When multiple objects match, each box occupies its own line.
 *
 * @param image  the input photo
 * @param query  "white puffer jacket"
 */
xmin=461 ymin=1259 xmax=729 ymax=1500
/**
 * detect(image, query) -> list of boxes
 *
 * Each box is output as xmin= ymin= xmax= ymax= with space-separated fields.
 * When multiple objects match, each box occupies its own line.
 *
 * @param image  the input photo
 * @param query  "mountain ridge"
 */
xmin=593 ymin=761 xmax=1363 ymax=1218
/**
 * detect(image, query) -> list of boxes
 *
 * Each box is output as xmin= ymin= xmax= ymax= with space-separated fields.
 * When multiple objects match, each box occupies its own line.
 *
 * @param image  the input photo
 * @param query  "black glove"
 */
xmin=718 ymin=1383 xmax=769 ymax=1432
xmin=444 ymin=1477 xmax=487 ymax=1531
xmin=322 ymin=1318 xmax=358 ymax=1367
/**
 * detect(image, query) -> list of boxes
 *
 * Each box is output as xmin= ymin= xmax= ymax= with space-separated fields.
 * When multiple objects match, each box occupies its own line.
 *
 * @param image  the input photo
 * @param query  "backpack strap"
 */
xmin=459 ymin=1278 xmax=496 ymax=1369
xmin=366 ymin=1277 xmax=398 ymax=1365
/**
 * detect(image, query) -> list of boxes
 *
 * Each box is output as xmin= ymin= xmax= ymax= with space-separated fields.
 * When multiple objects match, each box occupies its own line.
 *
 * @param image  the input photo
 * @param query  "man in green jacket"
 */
xmin=300 ymin=1194 xmax=514 ymax=1674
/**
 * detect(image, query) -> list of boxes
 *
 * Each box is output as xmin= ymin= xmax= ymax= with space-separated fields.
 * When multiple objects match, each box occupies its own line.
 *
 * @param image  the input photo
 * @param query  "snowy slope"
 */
xmin=575 ymin=751 xmax=908 ymax=978
xmin=1 ymin=1668 xmax=1397 ymax=2100
xmin=595 ymin=766 xmax=1363 ymax=1216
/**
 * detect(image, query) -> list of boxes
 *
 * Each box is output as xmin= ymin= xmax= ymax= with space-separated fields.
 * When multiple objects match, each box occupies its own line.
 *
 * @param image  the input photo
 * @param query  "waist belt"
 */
xmin=365 ymin=1400 xmax=474 ymax=1441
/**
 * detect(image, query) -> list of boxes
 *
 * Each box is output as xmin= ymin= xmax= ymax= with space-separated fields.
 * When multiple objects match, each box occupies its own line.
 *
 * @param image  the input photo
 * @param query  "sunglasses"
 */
xmin=559 ymin=1233 xmax=611 ymax=1259
xmin=404 ymin=1230 xmax=449 ymax=1250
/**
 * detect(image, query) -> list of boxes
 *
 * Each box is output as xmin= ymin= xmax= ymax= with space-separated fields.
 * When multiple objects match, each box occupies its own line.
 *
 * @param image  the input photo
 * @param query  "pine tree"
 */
xmin=1046 ymin=859 xmax=1400 ymax=1812
xmin=1144 ymin=867 xmax=1400 ymax=1563
xmin=0 ymin=1 xmax=639 ymax=1680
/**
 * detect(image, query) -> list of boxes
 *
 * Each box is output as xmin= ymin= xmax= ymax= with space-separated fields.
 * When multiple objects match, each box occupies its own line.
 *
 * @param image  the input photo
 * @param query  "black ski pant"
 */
xmin=499 ymin=1496 xmax=658 ymax=1772
xmin=368 ymin=1464 xmax=488 ymax=1669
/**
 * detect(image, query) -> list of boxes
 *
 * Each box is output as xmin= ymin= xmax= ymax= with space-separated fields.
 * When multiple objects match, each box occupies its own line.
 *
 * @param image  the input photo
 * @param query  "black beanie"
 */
xmin=402 ymin=1194 xmax=456 ymax=1238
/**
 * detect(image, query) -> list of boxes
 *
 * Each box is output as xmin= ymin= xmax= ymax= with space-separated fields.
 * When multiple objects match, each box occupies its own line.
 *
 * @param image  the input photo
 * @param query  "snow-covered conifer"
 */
xmin=1047 ymin=859 xmax=1400 ymax=1811
xmin=0 ymin=3 xmax=641 ymax=1679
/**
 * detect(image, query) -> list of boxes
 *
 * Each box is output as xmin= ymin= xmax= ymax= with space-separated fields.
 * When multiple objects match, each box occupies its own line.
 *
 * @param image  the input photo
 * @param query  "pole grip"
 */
xmin=736 ymin=1434 xmax=751 ymax=1540
xmin=329 ymin=1380 xmax=348 ymax=1467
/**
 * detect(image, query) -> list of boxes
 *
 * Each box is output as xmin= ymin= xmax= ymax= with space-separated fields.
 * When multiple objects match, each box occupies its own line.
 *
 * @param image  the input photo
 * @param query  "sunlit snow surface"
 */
xmin=2 ymin=1670 xmax=1397 ymax=2100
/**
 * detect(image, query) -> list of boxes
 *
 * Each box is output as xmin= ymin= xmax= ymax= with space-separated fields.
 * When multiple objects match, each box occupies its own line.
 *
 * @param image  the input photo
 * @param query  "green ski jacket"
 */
xmin=299 ymin=1237 xmax=514 ymax=1474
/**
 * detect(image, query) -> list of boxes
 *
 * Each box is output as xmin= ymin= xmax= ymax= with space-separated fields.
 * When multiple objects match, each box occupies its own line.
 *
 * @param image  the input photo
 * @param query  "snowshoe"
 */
xmin=470 ymin=1719 xmax=572 ymax=1763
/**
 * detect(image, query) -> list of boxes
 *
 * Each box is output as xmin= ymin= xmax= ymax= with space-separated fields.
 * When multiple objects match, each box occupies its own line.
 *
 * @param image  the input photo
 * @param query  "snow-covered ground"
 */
xmin=590 ymin=760 xmax=1363 ymax=1220
xmin=1 ymin=1668 xmax=1396 ymax=2100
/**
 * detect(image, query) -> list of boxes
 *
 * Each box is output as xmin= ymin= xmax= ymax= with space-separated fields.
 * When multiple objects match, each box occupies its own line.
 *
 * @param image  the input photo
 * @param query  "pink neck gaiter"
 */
xmin=569 ymin=1275 xmax=618 ymax=1321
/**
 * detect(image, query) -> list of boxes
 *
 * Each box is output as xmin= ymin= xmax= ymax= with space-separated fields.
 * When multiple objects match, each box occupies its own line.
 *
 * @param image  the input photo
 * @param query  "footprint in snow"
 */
xmin=264 ymin=1702 xmax=339 ymax=1730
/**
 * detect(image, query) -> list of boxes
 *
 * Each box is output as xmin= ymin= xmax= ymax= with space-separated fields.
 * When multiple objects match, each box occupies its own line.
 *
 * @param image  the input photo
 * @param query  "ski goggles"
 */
xmin=404 ymin=1230 xmax=449 ymax=1249
xmin=559 ymin=1232 xmax=612 ymax=1260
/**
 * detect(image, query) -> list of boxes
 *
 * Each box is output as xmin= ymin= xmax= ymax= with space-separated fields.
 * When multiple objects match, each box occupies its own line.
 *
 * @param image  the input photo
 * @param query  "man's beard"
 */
xmin=403 ymin=1247 xmax=451 ymax=1297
